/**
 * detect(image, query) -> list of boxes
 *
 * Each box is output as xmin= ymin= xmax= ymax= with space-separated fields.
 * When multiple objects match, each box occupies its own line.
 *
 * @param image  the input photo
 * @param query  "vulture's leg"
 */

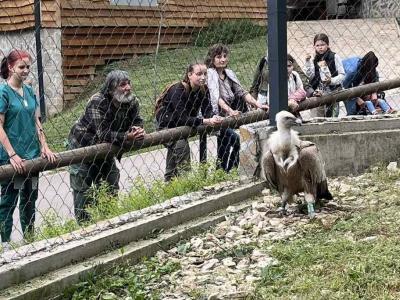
xmin=305 ymin=193 xmax=316 ymax=219
xmin=278 ymin=190 xmax=292 ymax=216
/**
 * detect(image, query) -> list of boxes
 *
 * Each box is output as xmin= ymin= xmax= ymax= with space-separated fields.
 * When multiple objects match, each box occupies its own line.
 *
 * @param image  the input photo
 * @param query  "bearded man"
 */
xmin=68 ymin=70 xmax=145 ymax=223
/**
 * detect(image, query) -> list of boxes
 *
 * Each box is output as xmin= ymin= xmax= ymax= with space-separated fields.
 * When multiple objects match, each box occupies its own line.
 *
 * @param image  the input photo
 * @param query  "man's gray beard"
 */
xmin=113 ymin=91 xmax=134 ymax=104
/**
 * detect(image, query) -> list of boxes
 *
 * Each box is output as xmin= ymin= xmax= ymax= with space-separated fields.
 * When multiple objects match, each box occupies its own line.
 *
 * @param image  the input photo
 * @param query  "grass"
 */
xmin=63 ymin=257 xmax=181 ymax=300
xmin=43 ymin=35 xmax=267 ymax=152
xmin=194 ymin=19 xmax=266 ymax=47
xmin=60 ymin=166 xmax=400 ymax=299
xmin=86 ymin=161 xmax=238 ymax=223
xmin=34 ymin=162 xmax=238 ymax=241
xmin=253 ymin=166 xmax=400 ymax=299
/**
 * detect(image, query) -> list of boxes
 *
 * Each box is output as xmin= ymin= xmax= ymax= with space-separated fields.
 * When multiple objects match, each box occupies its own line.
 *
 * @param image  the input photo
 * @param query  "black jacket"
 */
xmin=156 ymin=82 xmax=214 ymax=129
xmin=310 ymin=49 xmax=340 ymax=90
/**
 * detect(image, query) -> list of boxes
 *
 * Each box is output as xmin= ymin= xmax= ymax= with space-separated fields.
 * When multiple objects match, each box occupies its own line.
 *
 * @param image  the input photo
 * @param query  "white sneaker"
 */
xmin=1 ymin=242 xmax=12 ymax=253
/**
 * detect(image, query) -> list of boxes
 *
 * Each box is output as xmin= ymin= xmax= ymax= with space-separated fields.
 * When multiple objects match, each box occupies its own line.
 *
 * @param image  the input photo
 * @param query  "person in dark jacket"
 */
xmin=68 ymin=70 xmax=145 ymax=223
xmin=303 ymin=33 xmax=345 ymax=117
xmin=156 ymin=62 xmax=223 ymax=182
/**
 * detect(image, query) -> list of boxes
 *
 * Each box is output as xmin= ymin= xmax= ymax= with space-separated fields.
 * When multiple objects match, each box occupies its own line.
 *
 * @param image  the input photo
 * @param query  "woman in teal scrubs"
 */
xmin=0 ymin=49 xmax=56 ymax=244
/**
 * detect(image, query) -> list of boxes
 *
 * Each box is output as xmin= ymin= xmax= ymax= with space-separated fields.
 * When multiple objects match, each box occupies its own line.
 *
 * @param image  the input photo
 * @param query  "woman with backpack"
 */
xmin=156 ymin=62 xmax=222 ymax=182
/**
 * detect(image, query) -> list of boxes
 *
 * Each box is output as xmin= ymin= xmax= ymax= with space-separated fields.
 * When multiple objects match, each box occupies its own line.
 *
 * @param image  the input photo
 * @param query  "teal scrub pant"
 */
xmin=0 ymin=178 xmax=38 ymax=242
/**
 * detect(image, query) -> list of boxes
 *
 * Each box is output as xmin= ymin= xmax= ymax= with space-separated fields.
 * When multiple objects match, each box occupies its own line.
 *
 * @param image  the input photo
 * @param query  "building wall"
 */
xmin=0 ymin=29 xmax=63 ymax=117
xmin=61 ymin=0 xmax=267 ymax=106
xmin=1 ymin=0 xmax=266 ymax=110
xmin=0 ymin=0 xmax=60 ymax=32
xmin=361 ymin=0 xmax=400 ymax=18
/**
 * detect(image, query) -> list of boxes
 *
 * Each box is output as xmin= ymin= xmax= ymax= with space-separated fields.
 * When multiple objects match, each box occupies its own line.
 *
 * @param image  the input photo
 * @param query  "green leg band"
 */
xmin=307 ymin=203 xmax=315 ymax=218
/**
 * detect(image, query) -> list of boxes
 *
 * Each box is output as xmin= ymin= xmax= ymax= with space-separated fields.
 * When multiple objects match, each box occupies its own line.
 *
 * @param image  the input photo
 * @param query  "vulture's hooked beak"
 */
xmin=292 ymin=118 xmax=302 ymax=126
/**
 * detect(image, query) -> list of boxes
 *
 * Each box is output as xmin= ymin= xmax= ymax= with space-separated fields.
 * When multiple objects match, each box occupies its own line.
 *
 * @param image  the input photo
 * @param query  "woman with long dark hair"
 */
xmin=156 ymin=62 xmax=222 ymax=181
xmin=342 ymin=51 xmax=385 ymax=115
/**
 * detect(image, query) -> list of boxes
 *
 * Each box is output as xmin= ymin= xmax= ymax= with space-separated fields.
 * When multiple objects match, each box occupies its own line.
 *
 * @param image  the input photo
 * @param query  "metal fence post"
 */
xmin=199 ymin=132 xmax=207 ymax=163
xmin=267 ymin=0 xmax=288 ymax=126
xmin=34 ymin=0 xmax=46 ymax=122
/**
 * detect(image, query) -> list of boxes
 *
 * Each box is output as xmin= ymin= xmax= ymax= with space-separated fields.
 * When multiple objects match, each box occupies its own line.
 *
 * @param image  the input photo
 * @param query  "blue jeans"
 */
xmin=365 ymin=99 xmax=391 ymax=114
xmin=217 ymin=128 xmax=240 ymax=172
xmin=345 ymin=98 xmax=358 ymax=115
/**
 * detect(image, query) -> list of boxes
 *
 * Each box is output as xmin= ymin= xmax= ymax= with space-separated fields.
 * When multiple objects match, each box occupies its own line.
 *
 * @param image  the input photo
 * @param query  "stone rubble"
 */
xmin=138 ymin=172 xmax=391 ymax=299
xmin=2 ymin=168 xmax=391 ymax=297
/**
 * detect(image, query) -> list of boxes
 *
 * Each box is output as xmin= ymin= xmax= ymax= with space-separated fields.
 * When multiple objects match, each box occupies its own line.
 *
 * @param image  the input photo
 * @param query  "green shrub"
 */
xmin=34 ymin=162 xmax=238 ymax=241
xmin=194 ymin=19 xmax=266 ymax=47
xmin=87 ymin=161 xmax=238 ymax=222
xmin=36 ymin=212 xmax=79 ymax=240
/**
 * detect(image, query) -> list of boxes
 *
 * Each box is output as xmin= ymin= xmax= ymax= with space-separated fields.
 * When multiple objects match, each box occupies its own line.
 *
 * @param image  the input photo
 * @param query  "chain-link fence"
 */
xmin=0 ymin=0 xmax=268 ymax=253
xmin=286 ymin=0 xmax=400 ymax=119
xmin=0 ymin=0 xmax=400 ymax=296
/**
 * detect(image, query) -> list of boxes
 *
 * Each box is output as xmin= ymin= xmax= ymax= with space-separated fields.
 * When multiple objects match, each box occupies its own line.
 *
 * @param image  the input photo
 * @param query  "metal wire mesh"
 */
xmin=0 ymin=0 xmax=267 ymax=257
xmin=0 ymin=1 xmax=399 ymax=295
xmin=286 ymin=0 xmax=400 ymax=119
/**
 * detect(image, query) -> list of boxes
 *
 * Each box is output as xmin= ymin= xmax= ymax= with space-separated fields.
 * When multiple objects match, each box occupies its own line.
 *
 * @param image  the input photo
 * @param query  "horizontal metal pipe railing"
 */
xmin=0 ymin=110 xmax=267 ymax=181
xmin=0 ymin=78 xmax=398 ymax=181
xmin=297 ymin=78 xmax=400 ymax=111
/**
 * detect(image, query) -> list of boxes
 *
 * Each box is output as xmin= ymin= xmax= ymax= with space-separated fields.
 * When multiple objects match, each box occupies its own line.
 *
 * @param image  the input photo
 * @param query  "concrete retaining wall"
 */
xmin=0 ymin=181 xmax=264 ymax=296
xmin=240 ymin=116 xmax=400 ymax=177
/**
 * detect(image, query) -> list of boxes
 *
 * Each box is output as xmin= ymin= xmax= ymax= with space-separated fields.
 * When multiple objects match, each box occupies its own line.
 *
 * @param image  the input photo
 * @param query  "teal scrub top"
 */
xmin=0 ymin=84 xmax=40 ymax=162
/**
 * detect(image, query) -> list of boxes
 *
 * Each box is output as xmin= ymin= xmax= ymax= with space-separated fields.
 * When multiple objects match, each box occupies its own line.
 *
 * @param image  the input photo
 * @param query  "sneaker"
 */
xmin=0 ymin=242 xmax=12 ymax=253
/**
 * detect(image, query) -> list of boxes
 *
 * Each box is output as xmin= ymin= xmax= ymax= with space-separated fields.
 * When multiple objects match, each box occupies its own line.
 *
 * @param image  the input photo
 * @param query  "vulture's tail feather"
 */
xmin=317 ymin=179 xmax=333 ymax=200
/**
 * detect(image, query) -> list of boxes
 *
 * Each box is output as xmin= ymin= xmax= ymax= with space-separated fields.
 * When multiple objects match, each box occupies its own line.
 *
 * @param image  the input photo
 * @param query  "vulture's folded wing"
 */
xmin=299 ymin=144 xmax=332 ymax=200
xmin=262 ymin=150 xmax=278 ymax=190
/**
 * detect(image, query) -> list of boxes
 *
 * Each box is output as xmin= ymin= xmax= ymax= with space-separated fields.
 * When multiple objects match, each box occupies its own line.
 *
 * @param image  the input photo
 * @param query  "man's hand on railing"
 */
xmin=127 ymin=126 xmax=145 ymax=141
xmin=203 ymin=115 xmax=224 ymax=126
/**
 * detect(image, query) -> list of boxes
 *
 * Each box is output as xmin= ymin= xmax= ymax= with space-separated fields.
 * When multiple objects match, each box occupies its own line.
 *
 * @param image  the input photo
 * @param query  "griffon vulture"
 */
xmin=262 ymin=111 xmax=332 ymax=218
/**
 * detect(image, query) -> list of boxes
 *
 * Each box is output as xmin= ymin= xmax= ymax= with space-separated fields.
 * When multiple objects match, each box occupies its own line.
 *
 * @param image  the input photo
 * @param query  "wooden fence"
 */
xmin=1 ymin=0 xmax=267 ymax=106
